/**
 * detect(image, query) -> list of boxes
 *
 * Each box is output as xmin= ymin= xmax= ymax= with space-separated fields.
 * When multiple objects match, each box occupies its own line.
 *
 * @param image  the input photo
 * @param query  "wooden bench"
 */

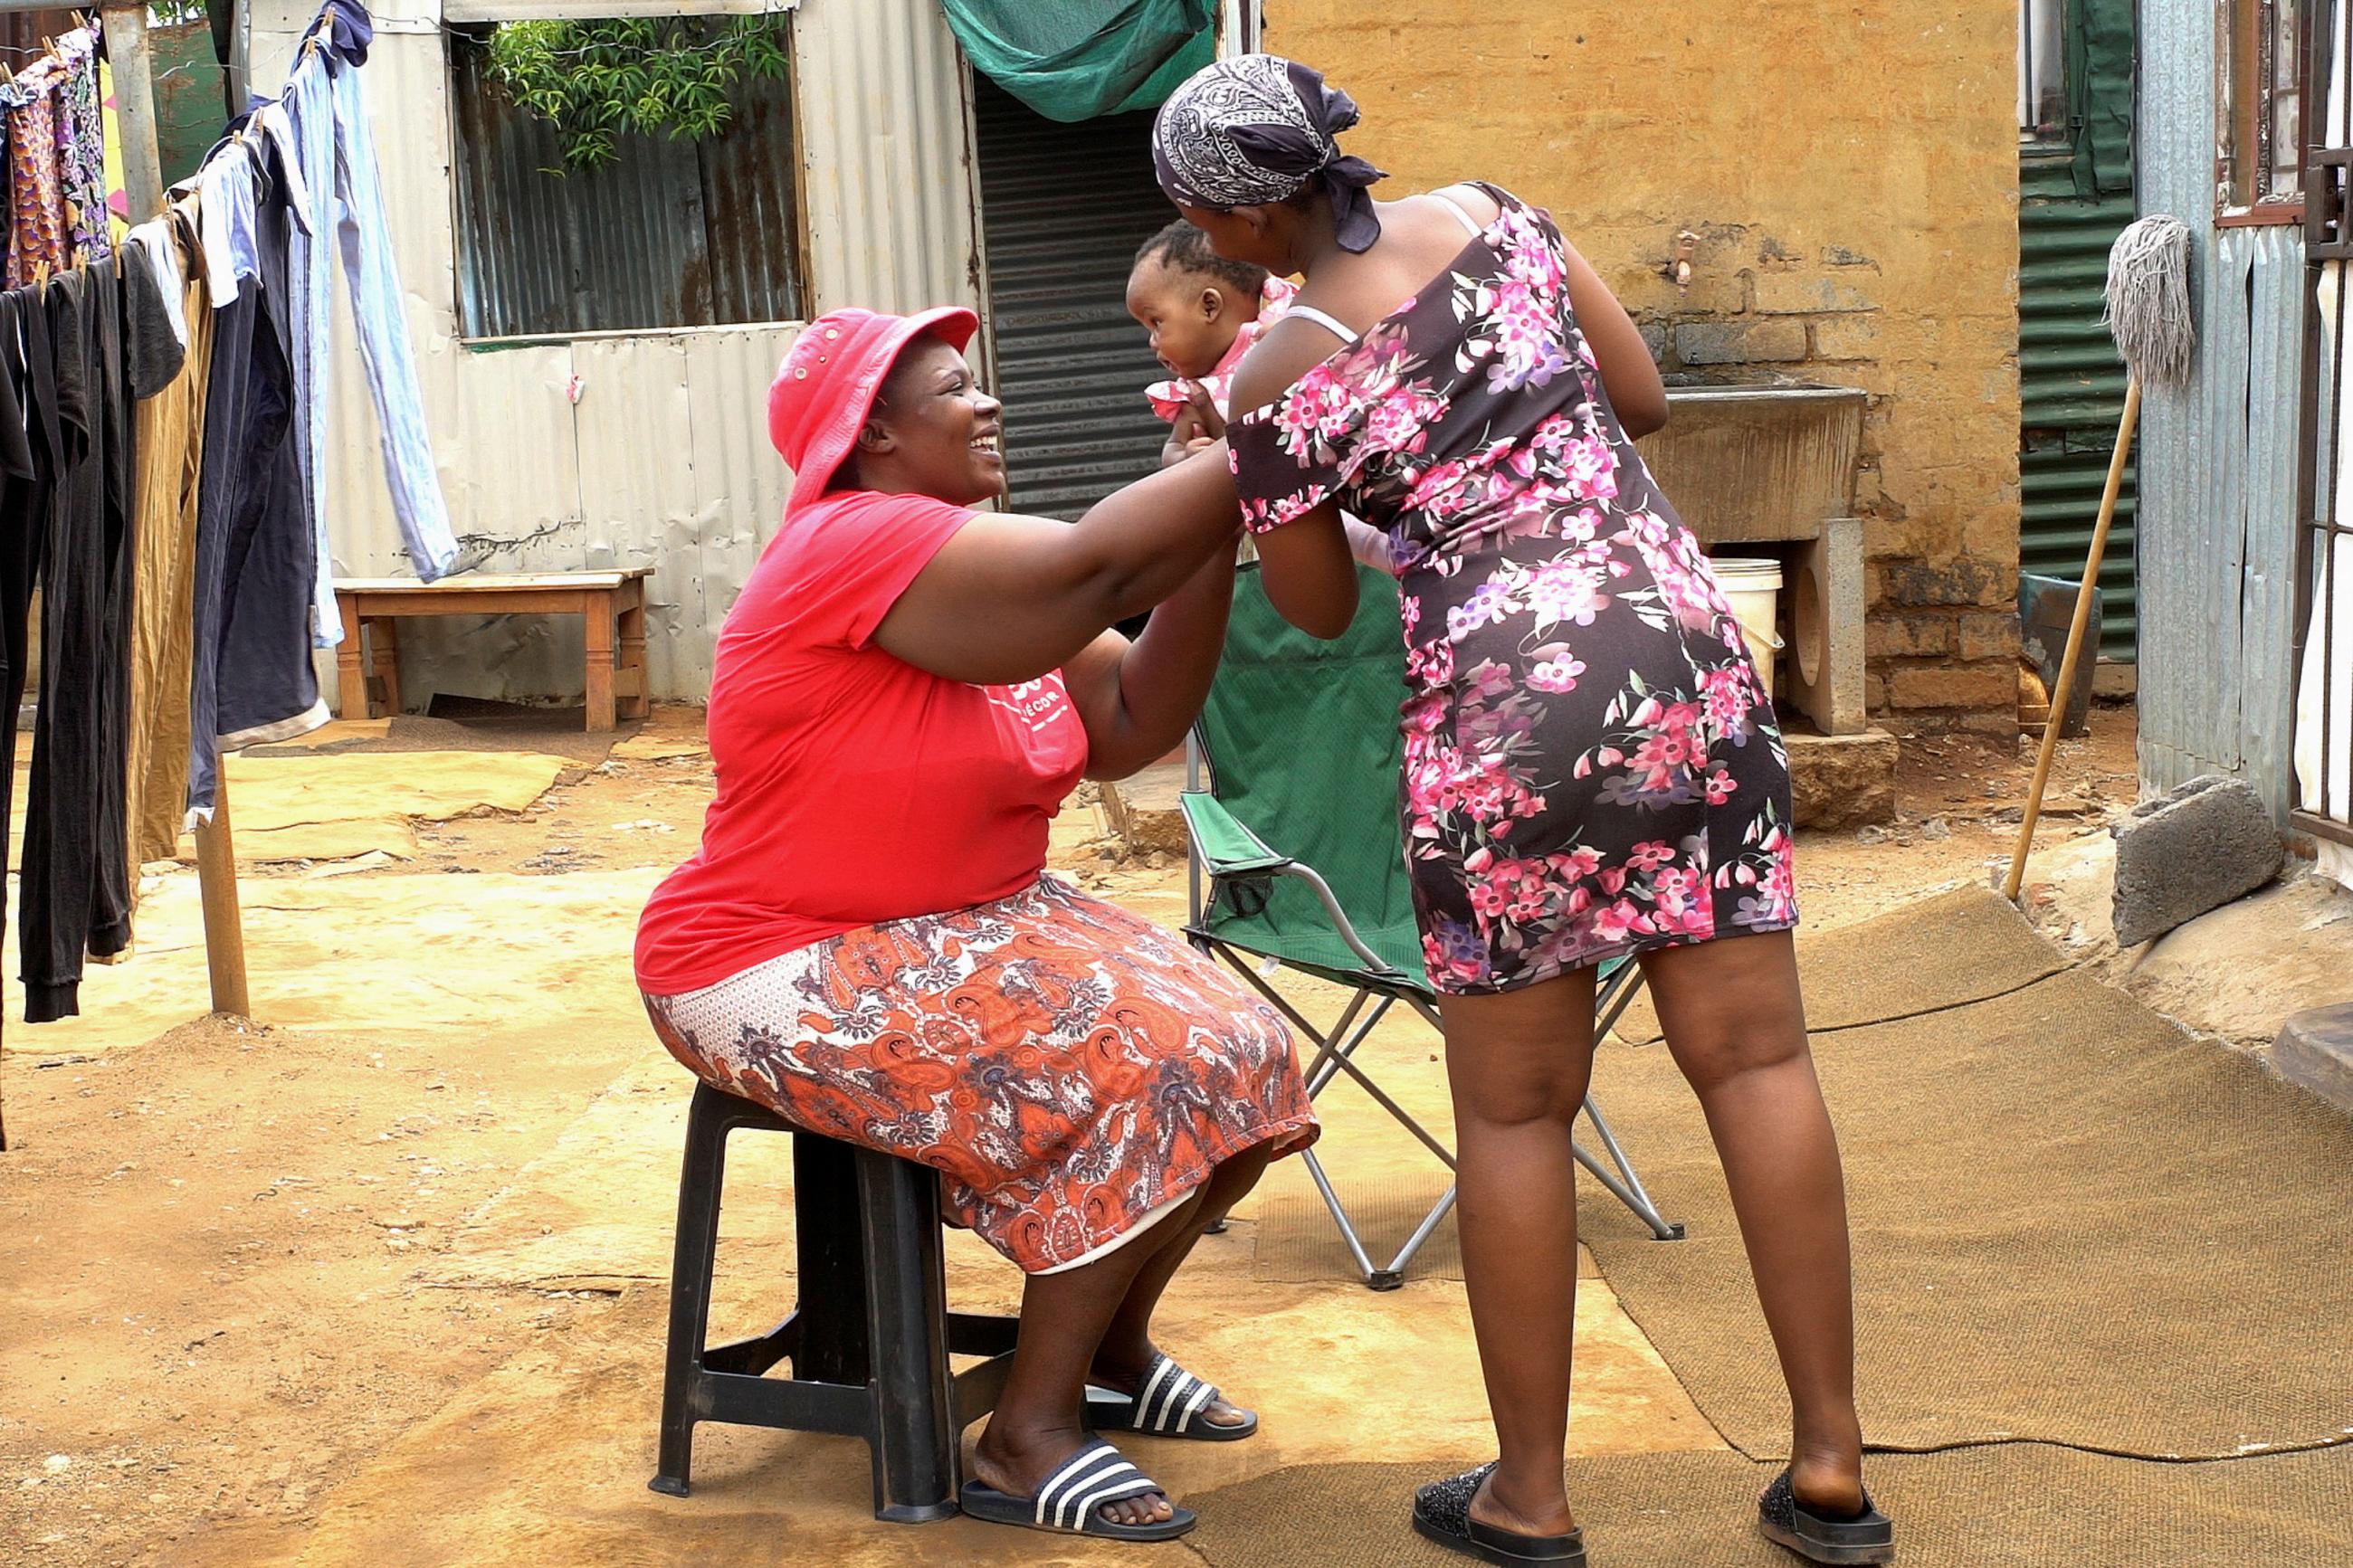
xmin=333 ymin=569 xmax=653 ymax=733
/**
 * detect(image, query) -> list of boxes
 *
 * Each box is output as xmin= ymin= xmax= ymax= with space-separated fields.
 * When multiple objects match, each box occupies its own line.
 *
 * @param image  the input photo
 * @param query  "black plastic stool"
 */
xmin=649 ymin=1081 xmax=1023 ymax=1522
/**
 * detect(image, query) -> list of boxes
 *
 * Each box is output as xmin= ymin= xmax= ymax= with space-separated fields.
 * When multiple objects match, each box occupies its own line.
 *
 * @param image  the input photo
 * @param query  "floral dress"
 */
xmin=1231 ymin=184 xmax=1796 ymax=995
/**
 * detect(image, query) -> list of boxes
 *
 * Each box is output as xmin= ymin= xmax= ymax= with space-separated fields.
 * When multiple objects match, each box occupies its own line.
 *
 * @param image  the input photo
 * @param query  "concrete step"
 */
xmin=2276 ymin=1003 xmax=2353 ymax=1117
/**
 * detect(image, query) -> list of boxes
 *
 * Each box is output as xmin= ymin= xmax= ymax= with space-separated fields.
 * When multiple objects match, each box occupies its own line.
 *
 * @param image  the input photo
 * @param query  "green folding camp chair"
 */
xmin=1182 ymin=561 xmax=1682 ymax=1290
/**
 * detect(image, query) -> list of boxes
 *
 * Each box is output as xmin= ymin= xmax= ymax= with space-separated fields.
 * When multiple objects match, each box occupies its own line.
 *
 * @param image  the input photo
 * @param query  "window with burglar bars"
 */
xmin=2224 ymin=0 xmax=2307 ymax=213
xmin=2296 ymin=0 xmax=2353 ymax=841
xmin=445 ymin=24 xmax=807 ymax=340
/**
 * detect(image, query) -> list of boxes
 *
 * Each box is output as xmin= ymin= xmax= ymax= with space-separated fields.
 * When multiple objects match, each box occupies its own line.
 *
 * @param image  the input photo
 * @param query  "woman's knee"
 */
xmin=1440 ymin=976 xmax=1598 ymax=1129
xmin=1642 ymin=933 xmax=1812 ymax=1093
xmin=1199 ymin=1142 xmax=1276 ymax=1222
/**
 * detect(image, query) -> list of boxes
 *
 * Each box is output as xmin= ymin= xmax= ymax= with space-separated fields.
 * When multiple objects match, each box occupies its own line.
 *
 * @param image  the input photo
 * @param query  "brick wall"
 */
xmin=1262 ymin=5 xmax=2023 ymax=735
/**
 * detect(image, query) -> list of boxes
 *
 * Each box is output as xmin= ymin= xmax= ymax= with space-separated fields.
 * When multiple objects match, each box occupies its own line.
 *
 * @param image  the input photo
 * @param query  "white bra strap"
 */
xmin=1433 ymin=187 xmax=1486 ymax=237
xmin=1281 ymin=304 xmax=1358 ymax=345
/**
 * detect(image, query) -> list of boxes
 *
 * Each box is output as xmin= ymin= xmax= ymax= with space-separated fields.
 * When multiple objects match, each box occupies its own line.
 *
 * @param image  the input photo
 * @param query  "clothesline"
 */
xmin=4 ymin=0 xmax=443 ymax=1153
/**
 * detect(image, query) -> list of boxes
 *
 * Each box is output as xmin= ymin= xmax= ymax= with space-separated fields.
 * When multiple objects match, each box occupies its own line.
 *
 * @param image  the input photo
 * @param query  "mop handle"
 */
xmin=2005 ymin=377 xmax=2140 ymax=902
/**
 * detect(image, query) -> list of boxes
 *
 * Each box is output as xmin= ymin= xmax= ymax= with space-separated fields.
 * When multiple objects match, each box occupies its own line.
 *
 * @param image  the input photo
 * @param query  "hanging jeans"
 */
xmin=281 ymin=26 xmax=458 ymax=654
xmin=188 ymin=149 xmax=325 ymax=825
xmin=20 ymin=261 xmax=137 ymax=1022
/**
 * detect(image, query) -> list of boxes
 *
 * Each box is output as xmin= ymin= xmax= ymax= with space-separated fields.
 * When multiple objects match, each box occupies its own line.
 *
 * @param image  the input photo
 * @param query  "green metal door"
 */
xmin=2018 ymin=0 xmax=2138 ymax=660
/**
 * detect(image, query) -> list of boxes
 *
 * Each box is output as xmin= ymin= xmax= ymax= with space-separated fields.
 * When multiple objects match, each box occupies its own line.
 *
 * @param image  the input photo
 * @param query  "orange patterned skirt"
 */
xmin=643 ymin=875 xmax=1318 ymax=1273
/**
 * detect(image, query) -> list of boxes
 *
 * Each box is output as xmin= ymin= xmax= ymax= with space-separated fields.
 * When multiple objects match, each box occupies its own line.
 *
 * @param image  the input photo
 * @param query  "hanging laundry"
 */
xmin=279 ymin=0 xmax=458 ymax=655
xmin=0 ymin=290 xmax=43 ymax=972
xmin=57 ymin=29 xmax=110 ymax=265
xmin=3 ymin=60 xmax=71 ymax=287
xmin=186 ymin=128 xmax=324 ymax=826
xmin=16 ymin=260 xmax=140 ymax=1022
xmin=122 ymin=211 xmax=204 ymax=868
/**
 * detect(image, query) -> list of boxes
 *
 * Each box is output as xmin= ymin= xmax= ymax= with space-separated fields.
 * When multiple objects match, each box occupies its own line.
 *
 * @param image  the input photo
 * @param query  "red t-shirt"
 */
xmin=634 ymin=489 xmax=1090 ymax=995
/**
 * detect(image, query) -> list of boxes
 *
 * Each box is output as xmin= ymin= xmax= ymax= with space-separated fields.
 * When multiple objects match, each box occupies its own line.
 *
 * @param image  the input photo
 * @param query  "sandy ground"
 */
xmin=0 ymin=704 xmax=2140 ymax=1567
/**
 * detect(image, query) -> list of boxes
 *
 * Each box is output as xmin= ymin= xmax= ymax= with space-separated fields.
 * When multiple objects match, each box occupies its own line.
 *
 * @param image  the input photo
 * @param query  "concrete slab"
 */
xmin=1786 ymin=727 xmax=1899 ymax=829
xmin=2111 ymin=774 xmax=2284 ymax=946
xmin=2274 ymin=1004 xmax=2353 ymax=1116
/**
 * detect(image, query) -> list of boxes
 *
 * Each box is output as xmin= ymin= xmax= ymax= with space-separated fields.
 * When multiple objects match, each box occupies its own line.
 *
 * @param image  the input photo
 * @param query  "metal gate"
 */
xmin=972 ymin=76 xmax=1178 ymax=519
xmin=2297 ymin=0 xmax=2353 ymax=843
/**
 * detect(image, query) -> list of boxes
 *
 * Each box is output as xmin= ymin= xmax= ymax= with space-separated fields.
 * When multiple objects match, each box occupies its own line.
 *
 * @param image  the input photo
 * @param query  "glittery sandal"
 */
xmin=1410 ymin=1463 xmax=1588 ymax=1565
xmin=1085 ymin=1351 xmax=1259 ymax=1441
xmin=1757 ymin=1468 xmax=1894 ymax=1565
xmin=958 ymin=1438 xmax=1195 ymax=1542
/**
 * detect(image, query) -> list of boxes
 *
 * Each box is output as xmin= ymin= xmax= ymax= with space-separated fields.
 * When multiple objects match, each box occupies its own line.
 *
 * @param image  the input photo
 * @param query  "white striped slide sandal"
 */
xmin=957 ymin=1437 xmax=1195 ymax=1541
xmin=1088 ymin=1350 xmax=1260 ymax=1441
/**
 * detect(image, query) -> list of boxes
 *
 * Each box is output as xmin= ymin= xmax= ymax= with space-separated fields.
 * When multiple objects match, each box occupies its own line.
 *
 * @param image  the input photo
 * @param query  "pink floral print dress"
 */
xmin=1230 ymin=184 xmax=1797 ymax=995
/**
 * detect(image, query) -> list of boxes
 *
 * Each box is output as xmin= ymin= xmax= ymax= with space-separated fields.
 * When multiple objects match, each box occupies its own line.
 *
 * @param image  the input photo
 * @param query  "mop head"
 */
xmin=2103 ymin=215 xmax=2195 ymax=392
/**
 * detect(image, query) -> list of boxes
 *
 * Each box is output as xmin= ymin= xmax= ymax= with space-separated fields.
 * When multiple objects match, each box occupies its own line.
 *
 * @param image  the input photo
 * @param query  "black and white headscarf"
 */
xmin=1151 ymin=54 xmax=1388 ymax=253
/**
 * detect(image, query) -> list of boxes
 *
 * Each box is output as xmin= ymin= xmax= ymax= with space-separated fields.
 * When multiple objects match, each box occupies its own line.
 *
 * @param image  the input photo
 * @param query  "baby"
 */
xmin=1127 ymin=220 xmax=1391 ymax=572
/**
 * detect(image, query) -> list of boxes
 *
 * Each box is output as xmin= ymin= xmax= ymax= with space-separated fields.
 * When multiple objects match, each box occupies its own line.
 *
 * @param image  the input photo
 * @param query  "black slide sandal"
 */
xmin=957 ymin=1438 xmax=1196 ymax=1542
xmin=1411 ymin=1463 xmax=1588 ymax=1566
xmin=1758 ymin=1469 xmax=1895 ymax=1564
xmin=1085 ymin=1351 xmax=1260 ymax=1441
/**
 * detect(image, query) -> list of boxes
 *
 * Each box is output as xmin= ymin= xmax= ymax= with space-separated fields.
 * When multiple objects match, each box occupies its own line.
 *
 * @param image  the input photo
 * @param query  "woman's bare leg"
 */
xmin=1638 ymin=929 xmax=1864 ymax=1513
xmin=1091 ymin=1141 xmax=1280 ymax=1428
xmin=971 ymin=1187 xmax=1210 ymax=1527
xmin=1436 ymin=967 xmax=1600 ymax=1537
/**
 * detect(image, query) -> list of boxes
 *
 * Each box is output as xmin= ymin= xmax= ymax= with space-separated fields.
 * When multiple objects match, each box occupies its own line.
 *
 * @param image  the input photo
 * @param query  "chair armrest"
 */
xmin=1179 ymin=792 xmax=1291 ymax=875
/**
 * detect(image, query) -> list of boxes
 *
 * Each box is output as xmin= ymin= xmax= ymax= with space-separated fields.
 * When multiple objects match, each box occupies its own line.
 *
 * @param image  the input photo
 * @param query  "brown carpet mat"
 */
xmin=1580 ymin=967 xmax=2353 ymax=1460
xmin=1253 ymin=1177 xmax=1465 ymax=1282
xmin=1610 ymin=886 xmax=2065 ymax=1042
xmin=1181 ymin=1444 xmax=2353 ymax=1568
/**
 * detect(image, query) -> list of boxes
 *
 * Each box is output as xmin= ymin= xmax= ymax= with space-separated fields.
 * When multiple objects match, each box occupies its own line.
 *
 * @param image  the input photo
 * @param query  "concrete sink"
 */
xmin=1635 ymin=384 xmax=1867 ymax=546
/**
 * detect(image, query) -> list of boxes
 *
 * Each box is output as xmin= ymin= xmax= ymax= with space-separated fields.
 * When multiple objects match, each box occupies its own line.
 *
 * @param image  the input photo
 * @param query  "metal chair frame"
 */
xmin=1182 ymin=741 xmax=1683 ymax=1292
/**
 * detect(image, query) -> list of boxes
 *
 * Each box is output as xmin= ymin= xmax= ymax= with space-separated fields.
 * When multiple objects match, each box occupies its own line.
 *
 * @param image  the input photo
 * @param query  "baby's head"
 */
xmin=1127 ymin=220 xmax=1274 ymax=380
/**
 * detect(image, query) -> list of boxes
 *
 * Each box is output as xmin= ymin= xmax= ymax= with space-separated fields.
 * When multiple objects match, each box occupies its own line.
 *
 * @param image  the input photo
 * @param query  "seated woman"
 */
xmin=634 ymin=306 xmax=1317 ymax=1545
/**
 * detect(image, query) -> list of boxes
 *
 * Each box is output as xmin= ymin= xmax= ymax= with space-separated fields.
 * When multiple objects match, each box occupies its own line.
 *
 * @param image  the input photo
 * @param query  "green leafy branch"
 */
xmin=482 ymin=16 xmax=789 ymax=173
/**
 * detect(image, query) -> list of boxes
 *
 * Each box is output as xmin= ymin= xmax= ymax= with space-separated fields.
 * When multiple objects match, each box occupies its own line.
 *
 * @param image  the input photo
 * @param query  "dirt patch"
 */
xmin=2 ymin=701 xmax=2148 ymax=1565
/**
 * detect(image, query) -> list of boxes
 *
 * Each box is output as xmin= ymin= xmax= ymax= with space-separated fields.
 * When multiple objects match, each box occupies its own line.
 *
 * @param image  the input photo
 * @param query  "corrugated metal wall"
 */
xmin=446 ymin=32 xmax=805 ymax=338
xmin=972 ymin=76 xmax=1173 ymax=519
xmin=2138 ymin=3 xmax=2307 ymax=817
xmin=2017 ymin=0 xmax=2138 ymax=660
xmin=243 ymin=0 xmax=981 ymax=706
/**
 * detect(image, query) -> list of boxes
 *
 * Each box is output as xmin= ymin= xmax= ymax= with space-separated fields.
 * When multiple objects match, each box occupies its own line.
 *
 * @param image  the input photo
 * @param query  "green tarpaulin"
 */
xmin=938 ymin=0 xmax=1215 ymax=123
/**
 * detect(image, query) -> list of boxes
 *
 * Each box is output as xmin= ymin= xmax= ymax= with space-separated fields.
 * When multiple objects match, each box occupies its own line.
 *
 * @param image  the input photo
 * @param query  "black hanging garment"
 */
xmin=186 ymin=133 xmax=321 ymax=824
xmin=0 ymin=290 xmax=47 ymax=963
xmin=18 ymin=260 xmax=138 ymax=1022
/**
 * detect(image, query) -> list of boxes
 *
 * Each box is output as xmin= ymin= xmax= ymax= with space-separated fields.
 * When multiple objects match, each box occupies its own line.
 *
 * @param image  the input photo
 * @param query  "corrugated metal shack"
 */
xmin=243 ymin=0 xmax=984 ymax=705
xmin=2135 ymin=0 xmax=2307 ymax=819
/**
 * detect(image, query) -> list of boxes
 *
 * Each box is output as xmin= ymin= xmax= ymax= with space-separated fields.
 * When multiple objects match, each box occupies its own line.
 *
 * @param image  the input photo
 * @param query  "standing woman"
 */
xmin=1151 ymin=56 xmax=1892 ymax=1568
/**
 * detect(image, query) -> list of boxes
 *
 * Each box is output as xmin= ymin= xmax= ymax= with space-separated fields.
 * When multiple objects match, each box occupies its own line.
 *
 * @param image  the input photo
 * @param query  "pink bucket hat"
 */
xmin=768 ymin=306 xmax=981 ymax=510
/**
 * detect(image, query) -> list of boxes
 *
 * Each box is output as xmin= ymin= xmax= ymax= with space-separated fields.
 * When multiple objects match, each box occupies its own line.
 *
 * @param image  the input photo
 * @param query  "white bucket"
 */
xmin=1711 ymin=555 xmax=1786 ymax=697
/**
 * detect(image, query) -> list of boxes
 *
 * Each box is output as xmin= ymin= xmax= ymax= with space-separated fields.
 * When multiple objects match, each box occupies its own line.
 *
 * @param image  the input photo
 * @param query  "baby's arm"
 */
xmin=1340 ymin=516 xmax=1394 ymax=574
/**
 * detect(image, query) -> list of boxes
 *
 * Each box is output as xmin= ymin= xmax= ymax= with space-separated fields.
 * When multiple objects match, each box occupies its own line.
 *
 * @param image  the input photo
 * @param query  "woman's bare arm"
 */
xmin=1061 ymin=541 xmax=1237 ymax=780
xmin=874 ymin=440 xmax=1240 ymax=686
xmin=1560 ymin=236 xmax=1668 ymax=438
xmin=1227 ymin=322 xmax=1361 ymax=640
